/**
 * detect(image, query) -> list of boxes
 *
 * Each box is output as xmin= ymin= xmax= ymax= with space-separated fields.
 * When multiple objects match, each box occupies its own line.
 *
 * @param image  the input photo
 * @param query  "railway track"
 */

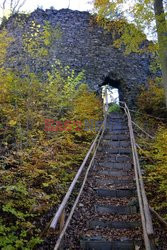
xmin=50 ymin=103 xmax=155 ymax=250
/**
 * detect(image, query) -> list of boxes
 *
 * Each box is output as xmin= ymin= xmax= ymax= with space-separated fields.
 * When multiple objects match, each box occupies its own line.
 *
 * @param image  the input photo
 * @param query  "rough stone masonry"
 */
xmin=5 ymin=8 xmax=153 ymax=107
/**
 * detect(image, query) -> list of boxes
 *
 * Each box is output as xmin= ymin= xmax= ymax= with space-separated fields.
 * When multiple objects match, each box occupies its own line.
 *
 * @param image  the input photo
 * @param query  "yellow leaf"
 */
xmin=8 ymin=120 xmax=17 ymax=126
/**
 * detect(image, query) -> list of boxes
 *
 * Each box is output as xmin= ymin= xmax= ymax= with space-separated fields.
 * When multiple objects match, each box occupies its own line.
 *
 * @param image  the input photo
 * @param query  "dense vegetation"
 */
xmin=93 ymin=0 xmax=167 ymax=107
xmin=135 ymin=79 xmax=167 ymax=220
xmin=0 ymin=26 xmax=102 ymax=249
xmin=0 ymin=1 xmax=167 ymax=248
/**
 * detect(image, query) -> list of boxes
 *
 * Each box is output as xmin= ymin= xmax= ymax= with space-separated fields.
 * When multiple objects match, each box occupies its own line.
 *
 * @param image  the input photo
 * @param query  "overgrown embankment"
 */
xmin=0 ymin=27 xmax=103 ymax=249
xmin=134 ymin=80 xmax=167 ymax=247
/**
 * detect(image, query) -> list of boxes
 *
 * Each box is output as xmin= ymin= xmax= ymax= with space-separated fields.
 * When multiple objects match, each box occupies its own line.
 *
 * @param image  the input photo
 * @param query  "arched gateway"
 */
xmin=6 ymin=8 xmax=153 ymax=107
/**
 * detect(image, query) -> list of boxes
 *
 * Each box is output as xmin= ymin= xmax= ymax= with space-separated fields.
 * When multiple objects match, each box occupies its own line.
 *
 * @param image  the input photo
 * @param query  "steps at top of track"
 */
xmin=64 ymin=112 xmax=143 ymax=250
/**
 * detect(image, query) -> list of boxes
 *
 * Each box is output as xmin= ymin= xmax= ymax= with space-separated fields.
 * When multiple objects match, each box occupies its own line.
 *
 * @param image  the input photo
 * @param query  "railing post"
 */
xmin=103 ymin=86 xmax=108 ymax=130
xmin=103 ymin=86 xmax=109 ymax=117
xmin=105 ymin=86 xmax=108 ymax=114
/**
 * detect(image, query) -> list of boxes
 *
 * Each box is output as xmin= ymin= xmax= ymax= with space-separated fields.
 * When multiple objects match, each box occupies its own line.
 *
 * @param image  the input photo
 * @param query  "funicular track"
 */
xmin=49 ymin=102 xmax=155 ymax=250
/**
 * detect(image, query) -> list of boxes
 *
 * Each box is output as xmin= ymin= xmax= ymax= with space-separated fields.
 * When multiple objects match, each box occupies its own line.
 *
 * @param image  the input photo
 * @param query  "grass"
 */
xmin=108 ymin=103 xmax=120 ymax=113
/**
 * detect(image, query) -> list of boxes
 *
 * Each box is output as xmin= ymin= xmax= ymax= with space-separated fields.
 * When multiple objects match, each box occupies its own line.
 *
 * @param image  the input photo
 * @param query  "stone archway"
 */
xmin=6 ymin=8 xmax=153 ymax=108
xmin=100 ymin=73 xmax=125 ymax=104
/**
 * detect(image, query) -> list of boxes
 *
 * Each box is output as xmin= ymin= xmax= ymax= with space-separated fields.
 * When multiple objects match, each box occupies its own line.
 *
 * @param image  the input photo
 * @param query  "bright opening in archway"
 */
xmin=102 ymin=85 xmax=119 ymax=105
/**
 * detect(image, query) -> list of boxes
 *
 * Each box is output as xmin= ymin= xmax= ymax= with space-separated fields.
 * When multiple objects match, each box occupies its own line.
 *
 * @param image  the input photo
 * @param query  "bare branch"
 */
xmin=12 ymin=0 xmax=21 ymax=14
xmin=3 ymin=0 xmax=7 ymax=9
xmin=10 ymin=0 xmax=14 ymax=11
xmin=1 ymin=0 xmax=26 ymax=16
xmin=0 ymin=0 xmax=7 ymax=10
xmin=17 ymin=0 xmax=26 ymax=12
xmin=68 ymin=0 xmax=71 ymax=9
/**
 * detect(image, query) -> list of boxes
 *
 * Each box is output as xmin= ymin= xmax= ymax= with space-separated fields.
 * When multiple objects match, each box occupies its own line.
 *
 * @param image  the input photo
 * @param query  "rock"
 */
xmin=5 ymin=8 xmax=156 ymax=107
xmin=78 ymin=203 xmax=84 ymax=207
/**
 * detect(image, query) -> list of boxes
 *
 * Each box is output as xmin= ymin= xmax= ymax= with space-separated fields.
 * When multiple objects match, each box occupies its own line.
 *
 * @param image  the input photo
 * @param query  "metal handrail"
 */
xmin=54 ymin=120 xmax=106 ymax=250
xmin=132 ymin=121 xmax=155 ymax=140
xmin=50 ymin=86 xmax=109 ymax=250
xmin=120 ymin=101 xmax=155 ymax=250
xmin=50 ymin=98 xmax=155 ymax=249
xmin=50 ymin=114 xmax=107 ymax=249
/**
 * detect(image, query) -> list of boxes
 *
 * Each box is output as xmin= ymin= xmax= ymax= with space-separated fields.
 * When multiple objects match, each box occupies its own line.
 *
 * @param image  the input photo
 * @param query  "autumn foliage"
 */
xmin=136 ymin=79 xmax=167 ymax=220
xmin=0 ymin=27 xmax=102 ymax=249
xmin=137 ymin=79 xmax=166 ymax=118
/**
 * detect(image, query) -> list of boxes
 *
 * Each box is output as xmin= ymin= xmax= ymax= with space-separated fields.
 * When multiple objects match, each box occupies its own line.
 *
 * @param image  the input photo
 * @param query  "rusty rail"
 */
xmin=50 ymin=88 xmax=109 ymax=250
xmin=50 ymin=99 xmax=155 ymax=249
xmin=53 ymin=122 xmax=106 ymax=250
xmin=120 ymin=101 xmax=155 ymax=250
xmin=131 ymin=120 xmax=155 ymax=140
xmin=50 ymin=118 xmax=106 ymax=229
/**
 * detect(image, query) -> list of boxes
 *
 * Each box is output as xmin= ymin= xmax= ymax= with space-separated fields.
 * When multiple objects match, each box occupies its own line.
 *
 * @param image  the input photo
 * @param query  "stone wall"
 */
xmin=6 ymin=8 xmax=153 ymax=107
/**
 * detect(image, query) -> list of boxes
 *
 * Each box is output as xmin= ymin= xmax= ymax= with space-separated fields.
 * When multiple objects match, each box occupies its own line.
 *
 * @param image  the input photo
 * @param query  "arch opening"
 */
xmin=101 ymin=76 xmax=122 ymax=106
xmin=103 ymin=77 xmax=121 ymax=90
xmin=102 ymin=85 xmax=119 ymax=105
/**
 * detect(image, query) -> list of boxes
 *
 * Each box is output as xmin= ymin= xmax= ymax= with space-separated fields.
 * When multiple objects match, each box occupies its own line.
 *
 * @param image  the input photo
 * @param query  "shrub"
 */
xmin=0 ymin=26 xmax=103 ymax=249
xmin=108 ymin=103 xmax=120 ymax=113
xmin=139 ymin=127 xmax=167 ymax=218
xmin=137 ymin=79 xmax=166 ymax=118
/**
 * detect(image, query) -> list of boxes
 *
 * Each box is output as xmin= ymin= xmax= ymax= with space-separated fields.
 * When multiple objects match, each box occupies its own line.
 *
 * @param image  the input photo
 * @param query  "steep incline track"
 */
xmin=64 ymin=112 xmax=143 ymax=249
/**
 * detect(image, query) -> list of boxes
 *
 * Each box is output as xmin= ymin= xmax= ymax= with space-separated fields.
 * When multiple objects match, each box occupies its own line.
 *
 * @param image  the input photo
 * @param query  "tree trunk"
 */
xmin=154 ymin=0 xmax=167 ymax=108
